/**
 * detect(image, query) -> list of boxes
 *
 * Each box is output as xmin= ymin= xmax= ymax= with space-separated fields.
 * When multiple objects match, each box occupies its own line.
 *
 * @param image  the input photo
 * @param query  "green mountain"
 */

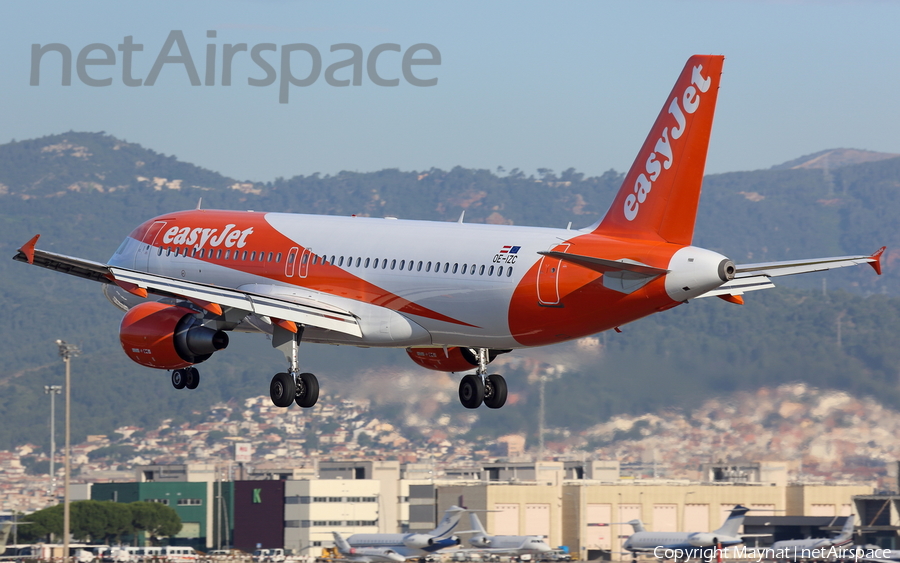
xmin=1 ymin=132 xmax=898 ymax=451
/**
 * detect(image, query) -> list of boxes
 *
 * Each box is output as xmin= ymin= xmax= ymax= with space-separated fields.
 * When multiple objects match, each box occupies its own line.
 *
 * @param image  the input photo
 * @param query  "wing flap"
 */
xmin=109 ymin=268 xmax=363 ymax=337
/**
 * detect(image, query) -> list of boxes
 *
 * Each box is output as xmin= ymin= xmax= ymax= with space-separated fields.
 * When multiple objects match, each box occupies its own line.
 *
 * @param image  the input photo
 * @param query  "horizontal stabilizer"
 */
xmin=695 ymin=276 xmax=775 ymax=299
xmin=537 ymin=251 xmax=669 ymax=276
xmin=735 ymin=248 xmax=884 ymax=278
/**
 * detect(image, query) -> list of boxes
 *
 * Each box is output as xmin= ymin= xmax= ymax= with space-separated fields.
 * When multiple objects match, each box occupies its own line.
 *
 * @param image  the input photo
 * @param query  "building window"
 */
xmin=285 ymin=520 xmax=300 ymax=528
xmin=147 ymin=499 xmax=169 ymax=505
xmin=177 ymin=498 xmax=202 ymax=506
xmin=313 ymin=497 xmax=327 ymax=503
xmin=328 ymin=497 xmax=342 ymax=503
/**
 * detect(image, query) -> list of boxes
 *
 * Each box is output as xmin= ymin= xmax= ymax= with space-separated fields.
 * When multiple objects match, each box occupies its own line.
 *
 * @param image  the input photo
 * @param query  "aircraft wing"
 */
xmin=14 ymin=235 xmax=362 ymax=338
xmin=697 ymin=247 xmax=884 ymax=300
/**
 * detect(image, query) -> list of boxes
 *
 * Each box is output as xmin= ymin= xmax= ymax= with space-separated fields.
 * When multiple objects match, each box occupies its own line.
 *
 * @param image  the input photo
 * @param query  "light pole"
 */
xmin=56 ymin=340 xmax=79 ymax=563
xmin=44 ymin=385 xmax=62 ymax=497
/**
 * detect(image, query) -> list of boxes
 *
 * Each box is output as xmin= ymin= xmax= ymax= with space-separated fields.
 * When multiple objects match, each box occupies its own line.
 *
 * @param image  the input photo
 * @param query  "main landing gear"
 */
xmin=269 ymin=324 xmax=320 ymax=409
xmin=171 ymin=367 xmax=200 ymax=390
xmin=459 ymin=348 xmax=507 ymax=409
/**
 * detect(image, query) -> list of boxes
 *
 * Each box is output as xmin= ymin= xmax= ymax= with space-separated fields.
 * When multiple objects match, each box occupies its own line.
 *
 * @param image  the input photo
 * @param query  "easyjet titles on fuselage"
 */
xmin=161 ymin=224 xmax=254 ymax=250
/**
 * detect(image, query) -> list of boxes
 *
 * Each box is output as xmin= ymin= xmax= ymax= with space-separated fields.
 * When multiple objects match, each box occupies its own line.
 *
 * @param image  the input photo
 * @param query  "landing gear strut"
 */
xmin=458 ymin=348 xmax=507 ymax=409
xmin=270 ymin=324 xmax=319 ymax=408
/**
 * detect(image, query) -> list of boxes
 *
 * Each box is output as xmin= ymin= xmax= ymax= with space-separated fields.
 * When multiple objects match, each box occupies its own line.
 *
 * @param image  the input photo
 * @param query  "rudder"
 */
xmin=592 ymin=55 xmax=724 ymax=245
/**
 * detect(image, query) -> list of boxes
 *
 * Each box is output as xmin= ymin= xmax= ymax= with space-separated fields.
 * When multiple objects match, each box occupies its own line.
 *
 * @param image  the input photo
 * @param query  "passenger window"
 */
xmin=242 ymin=251 xmax=248 ymax=261
xmin=408 ymin=260 xmax=414 ymax=271
xmin=452 ymin=263 xmax=458 ymax=274
xmin=365 ymin=258 xmax=370 ymax=268
xmin=330 ymin=255 xmax=336 ymax=265
xmin=355 ymin=257 xmax=361 ymax=267
xmin=479 ymin=265 xmax=485 ymax=275
xmin=225 ymin=250 xmax=230 ymax=259
xmin=443 ymin=263 xmax=449 ymax=273
xmin=461 ymin=264 xmax=467 ymax=274
xmin=497 ymin=266 xmax=503 ymax=276
xmin=166 ymin=247 xmax=172 ymax=256
xmin=217 ymin=249 xmax=223 ymax=259
xmin=276 ymin=252 xmax=282 ymax=262
xmin=399 ymin=260 xmax=405 ymax=270
xmin=507 ymin=267 xmax=513 ymax=277
xmin=391 ymin=259 xmax=396 ymax=270
xmin=250 ymin=251 xmax=256 ymax=261
xmin=426 ymin=262 xmax=432 ymax=272
xmin=489 ymin=266 xmax=495 ymax=276
xmin=417 ymin=261 xmax=423 ymax=271
xmin=338 ymin=256 xmax=344 ymax=267
xmin=267 ymin=252 xmax=273 ymax=261
xmin=157 ymin=247 xmax=162 ymax=256
xmin=434 ymin=262 xmax=440 ymax=273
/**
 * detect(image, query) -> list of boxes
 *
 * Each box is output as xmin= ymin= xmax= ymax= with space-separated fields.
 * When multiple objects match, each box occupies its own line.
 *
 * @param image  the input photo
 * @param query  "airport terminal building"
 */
xmin=87 ymin=459 xmax=887 ymax=559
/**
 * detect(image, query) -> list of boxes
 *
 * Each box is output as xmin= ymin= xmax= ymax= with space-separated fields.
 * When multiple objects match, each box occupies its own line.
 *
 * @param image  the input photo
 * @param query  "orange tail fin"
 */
xmin=591 ymin=55 xmax=724 ymax=245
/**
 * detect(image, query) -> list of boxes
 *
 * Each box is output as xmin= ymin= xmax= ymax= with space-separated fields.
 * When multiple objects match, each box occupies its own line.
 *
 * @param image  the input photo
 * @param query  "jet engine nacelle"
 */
xmin=402 ymin=535 xmax=460 ymax=549
xmin=406 ymin=347 xmax=509 ymax=373
xmin=687 ymin=533 xmax=717 ymax=547
xmin=470 ymin=536 xmax=491 ymax=548
xmin=119 ymin=301 xmax=229 ymax=369
xmin=402 ymin=534 xmax=437 ymax=549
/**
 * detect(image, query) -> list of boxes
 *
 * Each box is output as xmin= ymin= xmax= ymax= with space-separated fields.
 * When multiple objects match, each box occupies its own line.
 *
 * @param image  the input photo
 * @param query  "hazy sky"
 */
xmin=2 ymin=1 xmax=898 ymax=182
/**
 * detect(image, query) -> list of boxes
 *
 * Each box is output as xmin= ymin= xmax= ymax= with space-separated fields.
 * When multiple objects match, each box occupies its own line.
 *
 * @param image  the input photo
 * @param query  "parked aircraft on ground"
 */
xmin=332 ymin=531 xmax=406 ymax=563
xmin=463 ymin=512 xmax=552 ymax=556
xmin=14 ymin=55 xmax=884 ymax=410
xmin=771 ymin=514 xmax=855 ymax=554
xmin=0 ymin=523 xmax=12 ymax=556
xmin=622 ymin=505 xmax=750 ymax=561
xmin=345 ymin=505 xmax=464 ymax=559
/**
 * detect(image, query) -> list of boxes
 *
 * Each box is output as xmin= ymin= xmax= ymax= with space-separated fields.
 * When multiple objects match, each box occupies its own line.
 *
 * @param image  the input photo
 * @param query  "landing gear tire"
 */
xmin=484 ymin=374 xmax=507 ymax=409
xmin=459 ymin=374 xmax=484 ymax=409
xmin=270 ymin=372 xmax=296 ymax=407
xmin=185 ymin=367 xmax=200 ymax=390
xmin=172 ymin=369 xmax=187 ymax=390
xmin=295 ymin=372 xmax=320 ymax=408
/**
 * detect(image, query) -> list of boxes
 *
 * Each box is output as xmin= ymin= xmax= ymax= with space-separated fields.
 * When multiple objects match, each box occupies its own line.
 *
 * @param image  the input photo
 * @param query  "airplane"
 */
xmin=622 ymin=505 xmax=750 ymax=562
xmin=463 ymin=512 xmax=552 ymax=556
xmin=13 ymin=55 xmax=885 ymax=410
xmin=332 ymin=531 xmax=406 ymax=563
xmin=770 ymin=514 xmax=855 ymax=554
xmin=345 ymin=505 xmax=464 ymax=559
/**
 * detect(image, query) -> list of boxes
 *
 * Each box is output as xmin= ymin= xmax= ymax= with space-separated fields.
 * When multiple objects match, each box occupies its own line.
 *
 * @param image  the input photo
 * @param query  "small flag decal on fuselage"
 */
xmin=494 ymin=245 xmax=521 ymax=265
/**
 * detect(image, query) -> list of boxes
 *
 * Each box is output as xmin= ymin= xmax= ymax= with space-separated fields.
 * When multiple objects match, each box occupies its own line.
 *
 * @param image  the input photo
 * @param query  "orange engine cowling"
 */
xmin=406 ymin=347 xmax=480 ymax=373
xmin=120 ymin=301 xmax=229 ymax=369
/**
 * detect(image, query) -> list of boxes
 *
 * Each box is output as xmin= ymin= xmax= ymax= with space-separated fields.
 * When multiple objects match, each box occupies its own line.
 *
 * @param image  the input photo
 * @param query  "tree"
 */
xmin=70 ymin=500 xmax=133 ymax=543
xmin=129 ymin=502 xmax=182 ymax=545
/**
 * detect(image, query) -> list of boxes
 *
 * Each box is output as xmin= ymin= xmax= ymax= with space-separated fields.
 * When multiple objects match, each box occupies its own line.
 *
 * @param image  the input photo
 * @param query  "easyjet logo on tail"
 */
xmin=161 ymin=224 xmax=254 ymax=250
xmin=623 ymin=64 xmax=711 ymax=221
